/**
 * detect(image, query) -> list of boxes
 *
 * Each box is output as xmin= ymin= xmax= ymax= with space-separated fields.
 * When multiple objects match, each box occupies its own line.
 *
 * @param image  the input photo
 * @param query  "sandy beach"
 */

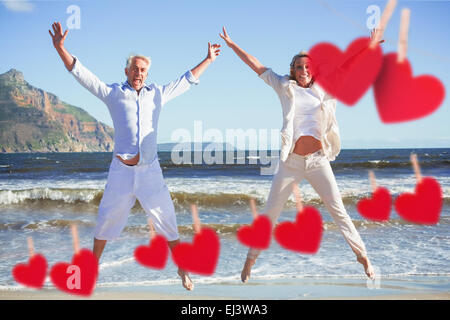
xmin=0 ymin=288 xmax=216 ymax=300
xmin=1 ymin=289 xmax=449 ymax=300
xmin=1 ymin=276 xmax=449 ymax=300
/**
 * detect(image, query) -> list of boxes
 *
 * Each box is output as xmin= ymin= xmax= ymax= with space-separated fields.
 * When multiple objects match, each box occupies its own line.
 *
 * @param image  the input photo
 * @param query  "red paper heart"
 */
xmin=50 ymin=249 xmax=98 ymax=297
xmin=309 ymin=37 xmax=383 ymax=105
xmin=395 ymin=177 xmax=442 ymax=224
xmin=374 ymin=53 xmax=445 ymax=123
xmin=12 ymin=254 xmax=47 ymax=289
xmin=171 ymin=228 xmax=220 ymax=276
xmin=357 ymin=187 xmax=392 ymax=222
xmin=134 ymin=235 xmax=169 ymax=269
xmin=274 ymin=207 xmax=322 ymax=254
xmin=237 ymin=215 xmax=272 ymax=249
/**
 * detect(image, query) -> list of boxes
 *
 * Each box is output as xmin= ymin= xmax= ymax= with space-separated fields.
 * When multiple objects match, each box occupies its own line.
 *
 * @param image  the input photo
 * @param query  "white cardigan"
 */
xmin=259 ymin=68 xmax=341 ymax=162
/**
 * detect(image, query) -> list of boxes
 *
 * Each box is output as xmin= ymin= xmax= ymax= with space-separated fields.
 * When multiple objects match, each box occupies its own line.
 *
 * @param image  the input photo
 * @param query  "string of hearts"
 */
xmin=12 ymin=205 xmax=221 ymax=297
xmin=309 ymin=0 xmax=445 ymax=123
xmin=12 ymin=225 xmax=98 ymax=296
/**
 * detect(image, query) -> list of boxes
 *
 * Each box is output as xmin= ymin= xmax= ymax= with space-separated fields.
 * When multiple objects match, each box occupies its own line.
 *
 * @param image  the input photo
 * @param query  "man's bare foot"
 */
xmin=241 ymin=258 xmax=256 ymax=283
xmin=357 ymin=255 xmax=375 ymax=279
xmin=178 ymin=269 xmax=194 ymax=291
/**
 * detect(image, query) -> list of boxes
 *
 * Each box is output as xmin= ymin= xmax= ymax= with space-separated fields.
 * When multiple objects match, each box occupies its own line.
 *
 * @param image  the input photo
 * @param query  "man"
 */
xmin=49 ymin=21 xmax=220 ymax=291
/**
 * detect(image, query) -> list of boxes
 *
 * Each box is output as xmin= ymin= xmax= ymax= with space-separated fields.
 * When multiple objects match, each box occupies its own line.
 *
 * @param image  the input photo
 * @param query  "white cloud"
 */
xmin=1 ymin=0 xmax=34 ymax=12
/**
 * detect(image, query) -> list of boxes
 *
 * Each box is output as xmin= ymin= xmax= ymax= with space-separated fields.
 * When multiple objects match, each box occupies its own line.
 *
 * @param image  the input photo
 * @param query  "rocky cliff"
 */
xmin=0 ymin=69 xmax=114 ymax=152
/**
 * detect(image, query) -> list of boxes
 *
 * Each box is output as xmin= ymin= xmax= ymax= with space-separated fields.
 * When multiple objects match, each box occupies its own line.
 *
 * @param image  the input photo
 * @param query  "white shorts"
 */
xmin=94 ymin=157 xmax=179 ymax=241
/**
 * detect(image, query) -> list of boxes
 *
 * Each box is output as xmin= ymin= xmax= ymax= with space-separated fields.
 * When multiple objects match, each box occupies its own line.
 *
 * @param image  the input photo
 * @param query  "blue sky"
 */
xmin=1 ymin=0 xmax=449 ymax=149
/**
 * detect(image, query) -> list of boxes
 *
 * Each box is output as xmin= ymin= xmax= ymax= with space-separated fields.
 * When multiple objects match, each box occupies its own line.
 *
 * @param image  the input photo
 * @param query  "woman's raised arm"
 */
xmin=220 ymin=27 xmax=267 ymax=76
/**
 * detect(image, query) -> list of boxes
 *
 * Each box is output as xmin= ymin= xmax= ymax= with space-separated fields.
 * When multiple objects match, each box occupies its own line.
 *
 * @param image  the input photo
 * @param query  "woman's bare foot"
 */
xmin=357 ymin=255 xmax=375 ymax=279
xmin=241 ymin=258 xmax=256 ymax=283
xmin=178 ymin=269 xmax=194 ymax=291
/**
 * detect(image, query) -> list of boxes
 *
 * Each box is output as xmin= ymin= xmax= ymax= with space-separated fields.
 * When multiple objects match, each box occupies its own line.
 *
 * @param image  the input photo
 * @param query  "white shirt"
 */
xmin=293 ymin=85 xmax=323 ymax=142
xmin=259 ymin=68 xmax=341 ymax=162
xmin=70 ymin=56 xmax=199 ymax=165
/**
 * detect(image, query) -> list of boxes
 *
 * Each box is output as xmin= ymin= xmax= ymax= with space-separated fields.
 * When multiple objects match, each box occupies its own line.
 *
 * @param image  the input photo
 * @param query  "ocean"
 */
xmin=0 ymin=148 xmax=449 ymax=298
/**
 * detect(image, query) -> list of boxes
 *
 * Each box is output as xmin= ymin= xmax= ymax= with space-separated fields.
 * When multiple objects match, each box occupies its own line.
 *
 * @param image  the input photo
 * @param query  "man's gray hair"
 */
xmin=126 ymin=54 xmax=152 ymax=71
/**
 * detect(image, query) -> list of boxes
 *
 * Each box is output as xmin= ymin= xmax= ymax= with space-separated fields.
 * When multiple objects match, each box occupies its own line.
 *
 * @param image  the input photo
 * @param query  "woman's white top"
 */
xmin=292 ymin=85 xmax=324 ymax=142
xmin=258 ymin=68 xmax=341 ymax=162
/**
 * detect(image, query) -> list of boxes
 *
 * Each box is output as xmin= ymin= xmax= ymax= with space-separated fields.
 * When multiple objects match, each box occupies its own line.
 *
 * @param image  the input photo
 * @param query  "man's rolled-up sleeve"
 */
xmin=161 ymin=70 xmax=199 ymax=106
xmin=70 ymin=56 xmax=112 ymax=102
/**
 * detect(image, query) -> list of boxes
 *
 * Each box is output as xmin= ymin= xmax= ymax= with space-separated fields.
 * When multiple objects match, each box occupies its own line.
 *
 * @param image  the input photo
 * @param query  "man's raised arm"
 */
xmin=190 ymin=42 xmax=221 ymax=79
xmin=49 ymin=22 xmax=75 ymax=71
xmin=48 ymin=21 xmax=111 ymax=102
xmin=160 ymin=42 xmax=220 ymax=106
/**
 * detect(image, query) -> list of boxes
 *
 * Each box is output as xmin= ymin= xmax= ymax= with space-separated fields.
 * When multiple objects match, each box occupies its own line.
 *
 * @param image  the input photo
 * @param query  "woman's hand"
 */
xmin=219 ymin=26 xmax=234 ymax=47
xmin=218 ymin=26 xmax=266 ymax=75
xmin=49 ymin=22 xmax=68 ymax=50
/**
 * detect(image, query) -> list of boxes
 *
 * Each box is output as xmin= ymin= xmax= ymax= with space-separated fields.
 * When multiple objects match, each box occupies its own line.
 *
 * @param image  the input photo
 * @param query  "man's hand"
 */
xmin=49 ymin=22 xmax=68 ymax=50
xmin=48 ymin=21 xmax=74 ymax=71
xmin=190 ymin=42 xmax=221 ymax=79
xmin=219 ymin=27 xmax=234 ymax=47
xmin=207 ymin=42 xmax=221 ymax=62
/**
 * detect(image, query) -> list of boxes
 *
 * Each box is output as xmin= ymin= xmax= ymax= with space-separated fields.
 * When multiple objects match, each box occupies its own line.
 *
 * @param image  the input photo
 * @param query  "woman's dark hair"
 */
xmin=289 ymin=52 xmax=314 ymax=87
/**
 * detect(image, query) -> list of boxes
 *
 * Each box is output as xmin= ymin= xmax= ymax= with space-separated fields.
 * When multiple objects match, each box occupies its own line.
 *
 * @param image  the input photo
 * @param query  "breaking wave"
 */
xmin=1 ymin=188 xmax=449 ymax=211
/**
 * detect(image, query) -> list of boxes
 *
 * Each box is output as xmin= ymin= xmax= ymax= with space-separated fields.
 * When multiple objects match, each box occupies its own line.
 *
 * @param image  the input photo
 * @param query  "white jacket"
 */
xmin=259 ymin=68 xmax=341 ymax=162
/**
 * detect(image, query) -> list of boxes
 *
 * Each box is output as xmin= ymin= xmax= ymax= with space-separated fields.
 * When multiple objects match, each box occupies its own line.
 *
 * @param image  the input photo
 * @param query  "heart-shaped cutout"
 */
xmin=374 ymin=53 xmax=445 ymax=123
xmin=12 ymin=254 xmax=47 ymax=289
xmin=274 ymin=207 xmax=322 ymax=254
xmin=309 ymin=37 xmax=383 ymax=105
xmin=50 ymin=249 xmax=98 ymax=297
xmin=171 ymin=228 xmax=220 ymax=276
xmin=134 ymin=234 xmax=169 ymax=269
xmin=395 ymin=177 xmax=442 ymax=224
xmin=237 ymin=215 xmax=272 ymax=249
xmin=357 ymin=187 xmax=392 ymax=222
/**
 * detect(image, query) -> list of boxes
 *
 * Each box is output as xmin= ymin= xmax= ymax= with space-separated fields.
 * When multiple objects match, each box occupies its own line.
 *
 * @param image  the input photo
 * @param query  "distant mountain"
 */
xmin=0 ymin=69 xmax=114 ymax=153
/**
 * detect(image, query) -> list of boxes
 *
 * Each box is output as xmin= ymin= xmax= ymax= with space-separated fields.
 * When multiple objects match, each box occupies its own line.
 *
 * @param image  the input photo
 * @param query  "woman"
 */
xmin=219 ymin=27 xmax=376 ymax=282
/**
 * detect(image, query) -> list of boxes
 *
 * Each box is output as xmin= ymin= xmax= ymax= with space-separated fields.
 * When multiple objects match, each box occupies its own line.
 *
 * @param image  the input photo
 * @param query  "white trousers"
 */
xmin=94 ymin=157 xmax=179 ymax=241
xmin=248 ymin=150 xmax=367 ymax=259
